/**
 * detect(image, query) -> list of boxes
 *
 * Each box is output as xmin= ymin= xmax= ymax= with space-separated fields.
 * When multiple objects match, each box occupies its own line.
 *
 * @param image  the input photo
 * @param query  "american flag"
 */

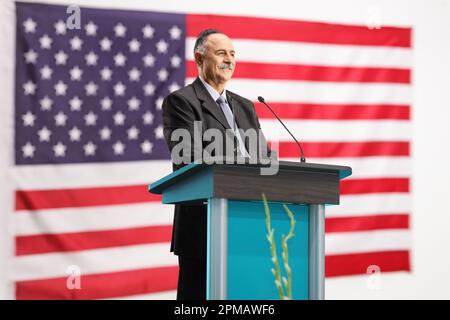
xmin=7 ymin=2 xmax=411 ymax=299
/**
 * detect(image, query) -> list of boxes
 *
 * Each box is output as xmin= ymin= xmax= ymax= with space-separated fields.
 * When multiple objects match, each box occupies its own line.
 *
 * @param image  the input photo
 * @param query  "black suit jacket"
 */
xmin=162 ymin=77 xmax=271 ymax=258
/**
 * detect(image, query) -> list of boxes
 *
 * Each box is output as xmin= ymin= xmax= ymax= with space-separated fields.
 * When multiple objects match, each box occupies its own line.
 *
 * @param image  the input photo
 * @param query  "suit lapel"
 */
xmin=193 ymin=77 xmax=231 ymax=129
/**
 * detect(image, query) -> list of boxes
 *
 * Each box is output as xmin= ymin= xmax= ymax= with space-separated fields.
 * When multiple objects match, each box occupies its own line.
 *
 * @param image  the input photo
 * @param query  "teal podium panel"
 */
xmin=226 ymin=200 xmax=309 ymax=300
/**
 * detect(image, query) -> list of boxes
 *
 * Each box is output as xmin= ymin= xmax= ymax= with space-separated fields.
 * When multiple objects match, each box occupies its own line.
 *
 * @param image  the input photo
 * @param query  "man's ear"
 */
xmin=194 ymin=52 xmax=203 ymax=67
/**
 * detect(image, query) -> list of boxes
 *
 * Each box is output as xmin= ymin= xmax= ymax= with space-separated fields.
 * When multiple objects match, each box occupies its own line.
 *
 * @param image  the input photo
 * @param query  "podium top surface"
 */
xmin=149 ymin=160 xmax=351 ymax=195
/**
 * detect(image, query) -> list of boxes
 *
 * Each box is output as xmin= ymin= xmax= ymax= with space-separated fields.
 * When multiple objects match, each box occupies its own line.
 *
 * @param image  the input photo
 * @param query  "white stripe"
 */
xmin=11 ymin=242 xmax=176 ymax=282
xmin=325 ymin=229 xmax=410 ymax=254
xmin=186 ymin=38 xmax=412 ymax=68
xmin=260 ymin=120 xmax=411 ymax=141
xmin=11 ymin=160 xmax=173 ymax=189
xmin=327 ymin=193 xmax=411 ymax=217
xmin=186 ymin=78 xmax=411 ymax=104
xmin=14 ymin=203 xmax=174 ymax=236
xmin=105 ymin=290 xmax=176 ymax=300
xmin=282 ymin=157 xmax=411 ymax=178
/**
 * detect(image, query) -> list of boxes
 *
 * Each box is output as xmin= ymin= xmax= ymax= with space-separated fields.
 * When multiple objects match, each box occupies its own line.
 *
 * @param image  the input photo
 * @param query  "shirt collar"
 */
xmin=199 ymin=76 xmax=228 ymax=103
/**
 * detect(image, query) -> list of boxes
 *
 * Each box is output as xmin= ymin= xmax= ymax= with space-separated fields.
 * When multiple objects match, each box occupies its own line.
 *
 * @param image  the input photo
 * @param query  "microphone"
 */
xmin=257 ymin=96 xmax=306 ymax=163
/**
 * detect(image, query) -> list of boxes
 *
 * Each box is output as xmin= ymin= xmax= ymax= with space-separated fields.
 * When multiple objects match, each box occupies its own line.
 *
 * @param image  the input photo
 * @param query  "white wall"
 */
xmin=1 ymin=0 xmax=450 ymax=299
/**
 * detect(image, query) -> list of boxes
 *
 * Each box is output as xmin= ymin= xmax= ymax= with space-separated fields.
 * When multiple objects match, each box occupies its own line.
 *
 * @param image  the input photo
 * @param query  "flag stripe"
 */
xmin=16 ymin=225 xmax=172 ymax=256
xmin=186 ymin=38 xmax=412 ymax=68
xmin=254 ymin=103 xmax=410 ymax=120
xmin=15 ymin=178 xmax=407 ymax=211
xmin=186 ymin=14 xmax=411 ymax=47
xmin=261 ymin=120 xmax=411 ymax=141
xmin=275 ymin=141 xmax=410 ymax=157
xmin=12 ymin=242 xmax=177 ymax=282
xmin=15 ymin=185 xmax=161 ymax=211
xmin=187 ymin=78 xmax=412 ymax=104
xmin=325 ymin=250 xmax=411 ymax=277
xmin=326 ymin=214 xmax=409 ymax=233
xmin=341 ymin=178 xmax=409 ymax=195
xmin=15 ymin=266 xmax=178 ymax=300
xmin=328 ymin=193 xmax=411 ymax=217
xmin=325 ymin=230 xmax=410 ymax=255
xmin=186 ymin=61 xmax=410 ymax=83
xmin=15 ymin=203 xmax=174 ymax=236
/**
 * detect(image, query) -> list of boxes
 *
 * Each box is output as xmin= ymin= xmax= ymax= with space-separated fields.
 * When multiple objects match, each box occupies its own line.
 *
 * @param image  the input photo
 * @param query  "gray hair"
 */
xmin=193 ymin=28 xmax=223 ymax=56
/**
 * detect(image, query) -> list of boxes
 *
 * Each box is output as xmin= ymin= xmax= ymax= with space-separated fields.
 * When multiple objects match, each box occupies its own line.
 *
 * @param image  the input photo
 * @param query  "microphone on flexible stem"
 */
xmin=257 ymin=96 xmax=306 ymax=163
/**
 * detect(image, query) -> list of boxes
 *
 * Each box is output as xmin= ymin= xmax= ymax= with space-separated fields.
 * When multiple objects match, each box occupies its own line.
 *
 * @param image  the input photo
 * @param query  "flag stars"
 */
xmin=40 ymin=65 xmax=53 ymax=80
xmin=54 ymin=50 xmax=68 ymax=65
xmin=156 ymin=39 xmax=169 ymax=53
xmin=143 ymin=82 xmax=155 ymax=96
xmin=23 ymin=18 xmax=37 ymax=33
xmin=156 ymin=97 xmax=164 ymax=110
xmin=127 ymin=97 xmax=141 ymax=111
xmin=54 ymin=112 xmax=68 ymax=126
xmin=83 ymin=141 xmax=97 ymax=156
xmin=68 ymin=126 xmax=82 ymax=141
xmin=69 ymin=96 xmax=82 ymax=111
xmin=39 ymin=34 xmax=53 ymax=49
xmin=127 ymin=126 xmax=139 ymax=140
xmin=113 ymin=141 xmax=125 ymax=155
xmin=70 ymin=66 xmax=83 ymax=81
xmin=113 ymin=111 xmax=126 ymax=126
xmin=84 ymin=21 xmax=98 ymax=36
xmin=154 ymin=125 xmax=164 ymax=139
xmin=70 ymin=36 xmax=83 ymax=51
xmin=22 ymin=142 xmax=36 ymax=158
xmin=128 ymin=68 xmax=141 ymax=81
xmin=168 ymin=82 xmax=181 ymax=93
xmin=54 ymin=20 xmax=66 ymax=35
xmin=85 ymin=51 xmax=98 ymax=66
xmin=100 ymin=67 xmax=113 ymax=81
xmin=143 ymin=53 xmax=155 ymax=67
xmin=128 ymin=38 xmax=141 ymax=52
xmin=169 ymin=25 xmax=182 ymax=40
xmin=142 ymin=111 xmax=154 ymax=125
xmin=100 ymin=37 xmax=112 ymax=51
xmin=54 ymin=81 xmax=68 ymax=96
xmin=84 ymin=111 xmax=97 ymax=126
xmin=85 ymin=81 xmax=98 ymax=96
xmin=38 ymin=127 xmax=52 ymax=142
xmin=22 ymin=111 xmax=36 ymax=126
xmin=157 ymin=68 xmax=169 ymax=81
xmin=142 ymin=25 xmax=155 ymax=39
xmin=23 ymin=80 xmax=36 ymax=95
xmin=99 ymin=126 xmax=112 ymax=140
xmin=100 ymin=97 xmax=112 ymax=110
xmin=114 ymin=52 xmax=127 ymax=67
xmin=171 ymin=55 xmax=182 ymax=68
xmin=40 ymin=96 xmax=53 ymax=111
xmin=114 ymin=23 xmax=127 ymax=37
xmin=113 ymin=82 xmax=126 ymax=96
xmin=24 ymin=49 xmax=38 ymax=64
xmin=53 ymin=142 xmax=67 ymax=157
xmin=140 ymin=140 xmax=153 ymax=154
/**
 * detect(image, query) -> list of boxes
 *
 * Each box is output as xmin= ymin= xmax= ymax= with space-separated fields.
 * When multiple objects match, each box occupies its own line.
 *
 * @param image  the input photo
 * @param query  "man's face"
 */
xmin=196 ymin=33 xmax=236 ymax=86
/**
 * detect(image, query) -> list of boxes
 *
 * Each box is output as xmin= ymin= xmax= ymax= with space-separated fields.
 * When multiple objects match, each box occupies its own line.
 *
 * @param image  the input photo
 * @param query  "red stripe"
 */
xmin=326 ymin=250 xmax=411 ymax=277
xmin=326 ymin=214 xmax=409 ymax=233
xmin=15 ymin=184 xmax=161 ymax=211
xmin=274 ymin=141 xmax=410 ymax=158
xmin=254 ymin=103 xmax=410 ymax=120
xmin=187 ymin=61 xmax=410 ymax=83
xmin=16 ymin=225 xmax=172 ymax=256
xmin=15 ymin=266 xmax=178 ymax=300
xmin=341 ymin=178 xmax=409 ymax=195
xmin=187 ymin=14 xmax=411 ymax=47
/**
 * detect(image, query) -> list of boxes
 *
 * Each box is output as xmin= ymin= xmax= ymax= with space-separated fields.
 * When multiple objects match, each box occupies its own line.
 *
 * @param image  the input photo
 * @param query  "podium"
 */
xmin=149 ymin=160 xmax=351 ymax=300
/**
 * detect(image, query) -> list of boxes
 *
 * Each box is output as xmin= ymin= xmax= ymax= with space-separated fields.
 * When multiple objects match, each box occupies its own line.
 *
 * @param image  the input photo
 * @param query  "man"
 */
xmin=162 ymin=29 xmax=271 ymax=300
